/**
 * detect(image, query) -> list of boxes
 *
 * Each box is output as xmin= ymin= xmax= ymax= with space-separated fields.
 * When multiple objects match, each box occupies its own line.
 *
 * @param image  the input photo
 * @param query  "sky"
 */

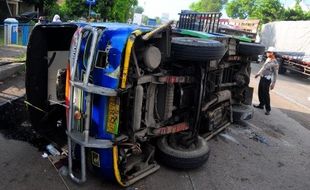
xmin=138 ymin=0 xmax=196 ymax=20
xmin=138 ymin=0 xmax=308 ymax=20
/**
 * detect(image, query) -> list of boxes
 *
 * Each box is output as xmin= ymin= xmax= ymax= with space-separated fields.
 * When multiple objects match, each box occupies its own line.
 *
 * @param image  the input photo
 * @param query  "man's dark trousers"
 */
xmin=258 ymin=77 xmax=271 ymax=111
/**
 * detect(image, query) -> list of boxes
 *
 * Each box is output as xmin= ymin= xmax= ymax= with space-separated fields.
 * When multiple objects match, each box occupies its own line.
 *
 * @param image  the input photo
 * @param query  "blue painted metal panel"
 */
xmin=73 ymin=23 xmax=153 ymax=181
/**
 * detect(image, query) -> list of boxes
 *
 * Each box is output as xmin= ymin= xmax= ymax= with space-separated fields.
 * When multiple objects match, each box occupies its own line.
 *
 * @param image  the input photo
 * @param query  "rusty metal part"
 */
xmin=158 ymin=76 xmax=194 ymax=84
xmin=152 ymin=122 xmax=189 ymax=135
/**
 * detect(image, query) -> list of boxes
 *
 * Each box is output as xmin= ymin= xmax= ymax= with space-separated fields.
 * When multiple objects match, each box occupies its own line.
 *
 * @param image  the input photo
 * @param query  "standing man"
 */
xmin=254 ymin=47 xmax=279 ymax=115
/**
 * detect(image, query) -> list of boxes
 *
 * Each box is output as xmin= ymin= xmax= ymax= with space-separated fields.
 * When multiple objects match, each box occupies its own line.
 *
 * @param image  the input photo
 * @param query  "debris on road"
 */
xmin=46 ymin=144 xmax=61 ymax=156
xmin=249 ymin=132 xmax=269 ymax=146
xmin=42 ymin=152 xmax=48 ymax=158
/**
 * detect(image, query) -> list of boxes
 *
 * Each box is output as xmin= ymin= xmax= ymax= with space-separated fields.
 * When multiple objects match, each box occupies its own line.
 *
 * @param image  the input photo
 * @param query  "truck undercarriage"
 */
xmin=25 ymin=21 xmax=264 ymax=186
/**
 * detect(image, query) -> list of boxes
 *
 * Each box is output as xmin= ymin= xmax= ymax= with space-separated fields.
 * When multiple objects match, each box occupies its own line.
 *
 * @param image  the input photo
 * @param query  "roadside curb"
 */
xmin=1 ymin=45 xmax=27 ymax=50
xmin=0 ymin=62 xmax=25 ymax=81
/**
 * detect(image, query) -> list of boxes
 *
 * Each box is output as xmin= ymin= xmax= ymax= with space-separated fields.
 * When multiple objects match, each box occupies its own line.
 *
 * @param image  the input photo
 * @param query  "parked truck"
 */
xmin=260 ymin=21 xmax=310 ymax=77
xmin=25 ymin=12 xmax=264 ymax=186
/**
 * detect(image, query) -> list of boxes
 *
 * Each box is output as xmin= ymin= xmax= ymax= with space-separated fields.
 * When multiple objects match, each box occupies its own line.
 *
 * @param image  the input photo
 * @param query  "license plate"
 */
xmin=107 ymin=97 xmax=120 ymax=134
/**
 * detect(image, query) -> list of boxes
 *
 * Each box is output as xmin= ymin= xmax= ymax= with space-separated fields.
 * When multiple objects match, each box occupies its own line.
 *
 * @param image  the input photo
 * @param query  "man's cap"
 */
xmin=267 ymin=46 xmax=276 ymax=52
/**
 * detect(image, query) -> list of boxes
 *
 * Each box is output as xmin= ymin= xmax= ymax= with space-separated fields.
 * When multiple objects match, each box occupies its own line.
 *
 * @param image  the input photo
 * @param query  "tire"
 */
xmin=171 ymin=37 xmax=226 ymax=62
xmin=232 ymin=104 xmax=254 ymax=122
xmin=156 ymin=135 xmax=210 ymax=169
xmin=238 ymin=42 xmax=265 ymax=57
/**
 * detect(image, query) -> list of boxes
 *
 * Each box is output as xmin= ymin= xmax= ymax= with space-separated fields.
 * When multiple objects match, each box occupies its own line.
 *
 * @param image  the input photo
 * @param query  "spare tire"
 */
xmin=238 ymin=42 xmax=265 ymax=57
xmin=232 ymin=104 xmax=254 ymax=122
xmin=171 ymin=37 xmax=226 ymax=62
xmin=156 ymin=135 xmax=210 ymax=169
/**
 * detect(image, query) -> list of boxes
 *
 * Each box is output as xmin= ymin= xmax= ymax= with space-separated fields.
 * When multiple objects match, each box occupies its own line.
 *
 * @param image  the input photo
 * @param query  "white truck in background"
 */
xmin=260 ymin=21 xmax=310 ymax=76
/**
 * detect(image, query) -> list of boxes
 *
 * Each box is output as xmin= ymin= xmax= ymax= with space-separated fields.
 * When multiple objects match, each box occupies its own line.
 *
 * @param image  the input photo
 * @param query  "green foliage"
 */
xmin=251 ymin=0 xmax=285 ymax=23
xmin=190 ymin=0 xmax=228 ymax=12
xmin=44 ymin=1 xmax=63 ymax=20
xmin=22 ymin=0 xmax=144 ymax=23
xmin=61 ymin=0 xmax=89 ymax=20
xmin=226 ymin=0 xmax=310 ymax=23
xmin=96 ymin=0 xmax=112 ymax=21
xmin=108 ymin=0 xmax=138 ymax=22
xmin=282 ymin=1 xmax=310 ymax=20
xmin=62 ymin=0 xmax=114 ymax=21
xmin=134 ymin=6 xmax=144 ymax=14
xmin=226 ymin=0 xmax=257 ymax=19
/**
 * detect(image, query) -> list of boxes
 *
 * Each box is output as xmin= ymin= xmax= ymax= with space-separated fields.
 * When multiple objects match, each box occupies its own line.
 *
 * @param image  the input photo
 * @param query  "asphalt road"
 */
xmin=0 ymin=62 xmax=309 ymax=190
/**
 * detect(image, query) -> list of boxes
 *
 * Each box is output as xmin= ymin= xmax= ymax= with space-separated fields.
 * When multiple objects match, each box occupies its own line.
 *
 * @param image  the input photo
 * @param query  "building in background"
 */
xmin=161 ymin=12 xmax=169 ymax=23
xmin=133 ymin=13 xmax=143 ymax=25
xmin=1 ymin=0 xmax=36 ymax=23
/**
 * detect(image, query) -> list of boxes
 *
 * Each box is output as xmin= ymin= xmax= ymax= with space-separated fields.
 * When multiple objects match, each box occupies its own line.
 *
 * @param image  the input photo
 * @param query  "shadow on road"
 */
xmin=277 ymin=107 xmax=310 ymax=130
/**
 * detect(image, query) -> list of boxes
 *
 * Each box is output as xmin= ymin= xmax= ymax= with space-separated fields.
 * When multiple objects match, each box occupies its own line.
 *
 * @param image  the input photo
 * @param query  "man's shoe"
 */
xmin=265 ymin=111 xmax=270 ymax=115
xmin=254 ymin=105 xmax=264 ymax=109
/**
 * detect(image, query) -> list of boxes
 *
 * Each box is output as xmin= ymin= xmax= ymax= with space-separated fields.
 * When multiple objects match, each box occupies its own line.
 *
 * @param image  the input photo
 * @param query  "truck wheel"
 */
xmin=171 ymin=37 xmax=225 ymax=61
xmin=238 ymin=42 xmax=265 ymax=57
xmin=232 ymin=104 xmax=254 ymax=122
xmin=156 ymin=135 xmax=210 ymax=169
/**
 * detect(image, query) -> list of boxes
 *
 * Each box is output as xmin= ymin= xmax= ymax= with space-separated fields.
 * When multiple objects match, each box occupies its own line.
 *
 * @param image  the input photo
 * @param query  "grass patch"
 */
xmin=16 ymin=53 xmax=27 ymax=62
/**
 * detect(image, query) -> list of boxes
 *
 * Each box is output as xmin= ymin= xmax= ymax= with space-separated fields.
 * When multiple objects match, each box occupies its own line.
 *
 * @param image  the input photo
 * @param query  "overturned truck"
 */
xmin=25 ymin=20 xmax=264 ymax=186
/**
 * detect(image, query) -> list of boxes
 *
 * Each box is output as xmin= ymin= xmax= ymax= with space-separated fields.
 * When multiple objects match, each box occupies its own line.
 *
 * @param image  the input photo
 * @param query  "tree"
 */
xmin=226 ymin=0 xmax=285 ymax=23
xmin=190 ymin=0 xmax=228 ymax=12
xmin=134 ymin=6 xmax=144 ymax=14
xmin=251 ymin=0 xmax=285 ymax=23
xmin=96 ymin=0 xmax=114 ymax=21
xmin=61 ymin=0 xmax=89 ymax=19
xmin=225 ymin=0 xmax=256 ymax=19
xmin=109 ymin=0 xmax=138 ymax=22
xmin=282 ymin=0 xmax=310 ymax=20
